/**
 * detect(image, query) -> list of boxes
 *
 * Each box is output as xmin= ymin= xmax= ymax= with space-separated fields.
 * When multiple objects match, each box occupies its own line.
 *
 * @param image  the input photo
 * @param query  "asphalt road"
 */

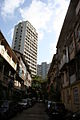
xmin=11 ymin=103 xmax=49 ymax=120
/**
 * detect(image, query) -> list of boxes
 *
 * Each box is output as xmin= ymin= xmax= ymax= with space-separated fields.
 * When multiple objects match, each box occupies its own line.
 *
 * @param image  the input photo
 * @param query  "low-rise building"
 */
xmin=14 ymin=50 xmax=32 ymax=87
xmin=0 ymin=30 xmax=32 ymax=100
xmin=47 ymin=54 xmax=61 ymax=101
xmin=0 ymin=30 xmax=18 ymax=99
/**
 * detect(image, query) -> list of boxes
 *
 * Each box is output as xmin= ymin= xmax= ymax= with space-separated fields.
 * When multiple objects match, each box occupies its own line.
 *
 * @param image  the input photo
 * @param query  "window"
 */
xmin=18 ymin=44 xmax=21 ymax=47
xmin=66 ymin=89 xmax=70 ymax=104
xmin=76 ymin=1 xmax=80 ymax=15
xmin=15 ymin=37 xmax=17 ymax=39
xmin=73 ymin=87 xmax=79 ymax=104
xmin=62 ymin=91 xmax=65 ymax=103
xmin=75 ymin=23 xmax=80 ymax=39
xmin=69 ymin=41 xmax=74 ymax=54
xmin=69 ymin=61 xmax=76 ymax=76
xmin=15 ymin=40 xmax=17 ymax=42
xmin=18 ymin=47 xmax=20 ymax=50
xmin=77 ymin=55 xmax=80 ymax=79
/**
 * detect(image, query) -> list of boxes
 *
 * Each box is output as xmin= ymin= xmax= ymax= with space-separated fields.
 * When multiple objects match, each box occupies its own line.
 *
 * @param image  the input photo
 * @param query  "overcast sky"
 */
xmin=0 ymin=0 xmax=70 ymax=64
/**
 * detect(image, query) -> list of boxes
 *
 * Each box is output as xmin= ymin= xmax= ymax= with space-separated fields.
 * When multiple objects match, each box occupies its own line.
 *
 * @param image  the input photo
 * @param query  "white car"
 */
xmin=48 ymin=101 xmax=52 ymax=108
xmin=18 ymin=99 xmax=28 ymax=109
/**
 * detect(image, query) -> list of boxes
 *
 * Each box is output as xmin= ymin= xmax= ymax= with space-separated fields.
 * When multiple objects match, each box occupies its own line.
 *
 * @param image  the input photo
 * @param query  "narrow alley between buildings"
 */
xmin=11 ymin=103 xmax=49 ymax=120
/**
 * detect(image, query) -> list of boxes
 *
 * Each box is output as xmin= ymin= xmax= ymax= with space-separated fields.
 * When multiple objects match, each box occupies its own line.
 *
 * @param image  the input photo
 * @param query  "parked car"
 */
xmin=32 ymin=97 xmax=36 ymax=105
xmin=0 ymin=100 xmax=8 ymax=120
xmin=48 ymin=102 xmax=66 ymax=119
xmin=38 ymin=98 xmax=43 ymax=103
xmin=26 ymin=98 xmax=32 ymax=107
xmin=72 ymin=110 xmax=80 ymax=120
xmin=18 ymin=99 xmax=28 ymax=109
xmin=64 ymin=111 xmax=73 ymax=120
xmin=65 ymin=110 xmax=80 ymax=120
xmin=0 ymin=100 xmax=18 ymax=120
xmin=45 ymin=100 xmax=52 ymax=114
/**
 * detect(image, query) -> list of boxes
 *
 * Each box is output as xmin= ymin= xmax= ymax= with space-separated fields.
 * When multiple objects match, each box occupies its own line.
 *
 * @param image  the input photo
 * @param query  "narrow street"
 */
xmin=1 ymin=0 xmax=80 ymax=118
xmin=11 ymin=103 xmax=49 ymax=120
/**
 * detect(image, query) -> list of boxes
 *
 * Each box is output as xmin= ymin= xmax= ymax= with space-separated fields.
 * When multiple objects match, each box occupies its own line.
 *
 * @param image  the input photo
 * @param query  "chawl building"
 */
xmin=48 ymin=0 xmax=80 ymax=112
xmin=0 ymin=30 xmax=32 ymax=100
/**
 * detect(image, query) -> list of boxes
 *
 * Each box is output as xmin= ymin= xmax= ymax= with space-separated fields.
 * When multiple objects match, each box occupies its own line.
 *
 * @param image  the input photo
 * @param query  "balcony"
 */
xmin=0 ymin=45 xmax=5 ymax=55
xmin=70 ymin=74 xmax=76 ymax=84
xmin=75 ymin=30 xmax=80 ymax=54
xmin=0 ymin=45 xmax=17 ymax=70
xmin=70 ymin=51 xmax=75 ymax=61
xmin=62 ymin=71 xmax=69 ymax=88
xmin=14 ymin=80 xmax=21 ymax=90
xmin=59 ymin=54 xmax=69 ymax=71
xmin=76 ymin=39 xmax=80 ymax=54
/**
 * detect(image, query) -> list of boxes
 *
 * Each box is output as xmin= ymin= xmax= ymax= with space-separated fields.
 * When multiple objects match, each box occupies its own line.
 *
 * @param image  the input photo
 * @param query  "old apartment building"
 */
xmin=48 ymin=0 xmax=80 ymax=112
xmin=0 ymin=31 xmax=32 ymax=100
xmin=47 ymin=54 xmax=60 ymax=101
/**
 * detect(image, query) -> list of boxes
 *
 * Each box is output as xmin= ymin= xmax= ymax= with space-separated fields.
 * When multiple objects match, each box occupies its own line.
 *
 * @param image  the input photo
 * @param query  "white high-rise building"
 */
xmin=12 ymin=21 xmax=38 ymax=76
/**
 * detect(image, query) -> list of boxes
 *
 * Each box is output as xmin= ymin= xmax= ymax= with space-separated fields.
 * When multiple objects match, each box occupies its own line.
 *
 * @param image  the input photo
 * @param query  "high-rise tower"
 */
xmin=37 ymin=62 xmax=50 ymax=79
xmin=12 ymin=21 xmax=38 ymax=76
